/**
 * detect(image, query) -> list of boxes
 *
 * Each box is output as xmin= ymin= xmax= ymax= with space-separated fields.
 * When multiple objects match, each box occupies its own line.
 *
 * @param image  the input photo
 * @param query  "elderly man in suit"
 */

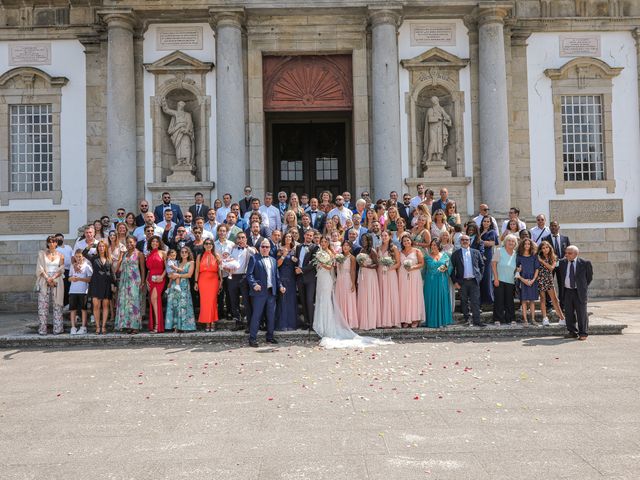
xmin=451 ymin=234 xmax=486 ymax=327
xmin=295 ymin=229 xmax=319 ymax=329
xmin=558 ymin=246 xmax=592 ymax=340
xmin=542 ymin=220 xmax=571 ymax=316
xmin=246 ymin=238 xmax=285 ymax=347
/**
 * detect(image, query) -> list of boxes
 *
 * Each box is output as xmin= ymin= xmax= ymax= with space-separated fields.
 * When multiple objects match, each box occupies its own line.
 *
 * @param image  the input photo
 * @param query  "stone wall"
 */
xmin=0 ymin=240 xmax=41 ymax=312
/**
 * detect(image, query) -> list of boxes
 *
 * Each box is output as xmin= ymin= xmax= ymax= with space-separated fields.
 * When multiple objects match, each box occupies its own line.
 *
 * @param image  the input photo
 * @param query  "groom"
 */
xmin=295 ymin=229 xmax=319 ymax=329
xmin=246 ymin=239 xmax=285 ymax=347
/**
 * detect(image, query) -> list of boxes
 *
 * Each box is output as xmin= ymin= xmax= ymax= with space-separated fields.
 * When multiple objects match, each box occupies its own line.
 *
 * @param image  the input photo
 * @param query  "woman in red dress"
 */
xmin=145 ymin=236 xmax=167 ymax=333
xmin=195 ymin=239 xmax=222 ymax=332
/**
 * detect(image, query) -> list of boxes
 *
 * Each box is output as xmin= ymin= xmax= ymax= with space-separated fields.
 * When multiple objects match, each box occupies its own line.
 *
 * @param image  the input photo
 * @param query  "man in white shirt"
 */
xmin=327 ymin=195 xmax=353 ymax=227
xmin=193 ymin=218 xmax=214 ymax=241
xmin=259 ymin=192 xmax=282 ymax=236
xmin=157 ymin=209 xmax=178 ymax=242
xmin=215 ymin=193 xmax=233 ymax=224
xmin=215 ymin=224 xmax=235 ymax=320
xmin=243 ymin=198 xmax=269 ymax=227
xmin=226 ymin=232 xmax=256 ymax=330
xmin=203 ymin=208 xmax=219 ymax=239
xmin=501 ymin=207 xmax=527 ymax=234
xmin=182 ymin=212 xmax=194 ymax=234
xmin=410 ymin=183 xmax=427 ymax=209
xmin=342 ymin=191 xmax=353 ymax=211
xmin=133 ymin=212 xmax=163 ymax=241
xmin=473 ymin=204 xmax=499 ymax=231
xmin=369 ymin=221 xmax=383 ymax=248
xmin=530 ymin=214 xmax=551 ymax=246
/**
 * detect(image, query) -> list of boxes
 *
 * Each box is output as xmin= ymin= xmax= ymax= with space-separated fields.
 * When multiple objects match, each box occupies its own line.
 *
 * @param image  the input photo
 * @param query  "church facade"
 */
xmin=0 ymin=0 xmax=638 ymax=308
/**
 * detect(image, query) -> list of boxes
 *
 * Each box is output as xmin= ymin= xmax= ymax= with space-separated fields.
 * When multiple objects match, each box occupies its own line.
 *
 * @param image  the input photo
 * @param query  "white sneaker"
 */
xmin=78 ymin=326 xmax=87 ymax=335
xmin=558 ymin=319 xmax=566 ymax=327
xmin=70 ymin=327 xmax=78 ymax=335
xmin=494 ymin=321 xmax=500 ymax=326
xmin=542 ymin=317 xmax=550 ymax=327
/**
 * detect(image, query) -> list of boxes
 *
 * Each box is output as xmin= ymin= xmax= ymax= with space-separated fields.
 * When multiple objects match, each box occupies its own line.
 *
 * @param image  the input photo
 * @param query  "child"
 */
xmin=452 ymin=224 xmax=463 ymax=251
xmin=69 ymin=249 xmax=93 ymax=335
xmin=166 ymin=249 xmax=181 ymax=291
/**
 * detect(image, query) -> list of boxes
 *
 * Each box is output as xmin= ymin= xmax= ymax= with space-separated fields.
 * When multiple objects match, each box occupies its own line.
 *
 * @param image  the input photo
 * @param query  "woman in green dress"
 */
xmin=165 ymin=246 xmax=196 ymax=332
xmin=423 ymin=238 xmax=453 ymax=328
xmin=115 ymin=236 xmax=146 ymax=333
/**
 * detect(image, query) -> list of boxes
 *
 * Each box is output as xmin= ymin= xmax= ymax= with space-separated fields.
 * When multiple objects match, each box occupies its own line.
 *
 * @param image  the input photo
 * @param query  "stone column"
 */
xmin=369 ymin=7 xmax=402 ymax=199
xmin=100 ymin=10 xmax=137 ymax=214
xmin=210 ymin=8 xmax=247 ymax=198
xmin=478 ymin=3 xmax=512 ymax=215
xmin=633 ymin=29 xmax=640 ymax=129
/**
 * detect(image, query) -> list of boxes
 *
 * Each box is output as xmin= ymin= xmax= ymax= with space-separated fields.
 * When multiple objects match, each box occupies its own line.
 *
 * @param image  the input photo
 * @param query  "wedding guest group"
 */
xmin=35 ymin=185 xmax=592 ymax=343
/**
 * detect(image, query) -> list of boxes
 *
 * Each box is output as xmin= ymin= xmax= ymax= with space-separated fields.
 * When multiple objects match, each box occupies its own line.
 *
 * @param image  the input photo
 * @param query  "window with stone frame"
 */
xmin=545 ymin=58 xmax=622 ymax=194
xmin=0 ymin=67 xmax=68 ymax=205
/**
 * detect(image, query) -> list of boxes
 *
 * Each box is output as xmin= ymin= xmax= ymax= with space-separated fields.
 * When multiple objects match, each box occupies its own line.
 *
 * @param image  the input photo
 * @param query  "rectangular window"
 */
xmin=315 ymin=156 xmax=338 ymax=181
xmin=561 ymin=95 xmax=604 ymax=182
xmin=9 ymin=104 xmax=53 ymax=193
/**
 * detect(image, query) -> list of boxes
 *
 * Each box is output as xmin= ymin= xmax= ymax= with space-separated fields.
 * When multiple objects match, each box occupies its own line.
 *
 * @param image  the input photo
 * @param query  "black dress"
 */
xmin=89 ymin=258 xmax=114 ymax=300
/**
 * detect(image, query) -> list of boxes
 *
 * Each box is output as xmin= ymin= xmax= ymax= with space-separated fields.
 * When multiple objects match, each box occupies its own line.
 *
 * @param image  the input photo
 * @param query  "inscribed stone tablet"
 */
xmin=157 ymin=27 xmax=203 ymax=51
xmin=549 ymin=200 xmax=623 ymax=224
xmin=410 ymin=23 xmax=456 ymax=46
xmin=9 ymin=43 xmax=52 ymax=66
xmin=559 ymin=35 xmax=601 ymax=57
xmin=0 ymin=210 xmax=69 ymax=235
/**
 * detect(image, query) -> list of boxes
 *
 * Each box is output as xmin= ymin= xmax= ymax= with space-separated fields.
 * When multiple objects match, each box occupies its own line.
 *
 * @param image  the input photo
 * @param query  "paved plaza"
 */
xmin=1 ymin=299 xmax=638 ymax=479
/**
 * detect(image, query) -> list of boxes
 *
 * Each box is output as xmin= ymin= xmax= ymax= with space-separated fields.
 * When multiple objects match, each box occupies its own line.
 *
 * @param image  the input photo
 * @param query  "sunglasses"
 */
xmin=260 ymin=245 xmax=270 ymax=248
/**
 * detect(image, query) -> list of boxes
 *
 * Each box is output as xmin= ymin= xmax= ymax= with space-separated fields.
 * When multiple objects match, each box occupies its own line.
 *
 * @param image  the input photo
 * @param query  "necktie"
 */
xmin=197 ymin=205 xmax=201 ymax=216
xmin=569 ymin=261 xmax=576 ymax=289
xmin=553 ymin=236 xmax=560 ymax=256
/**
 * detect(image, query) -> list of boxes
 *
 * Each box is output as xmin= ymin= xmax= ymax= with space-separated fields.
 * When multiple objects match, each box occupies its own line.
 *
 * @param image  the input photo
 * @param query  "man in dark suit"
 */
xmin=557 ymin=246 xmax=592 ymax=340
xmin=245 ymin=221 xmax=267 ymax=249
xmin=246 ymin=239 xmax=285 ymax=347
xmin=307 ymin=198 xmax=326 ymax=232
xmin=153 ymin=192 xmax=184 ymax=225
xmin=135 ymin=200 xmax=151 ymax=227
xmin=188 ymin=192 xmax=210 ymax=221
xmin=298 ymin=213 xmax=313 ymax=239
xmin=295 ymin=229 xmax=319 ymax=329
xmin=238 ymin=186 xmax=254 ymax=218
xmin=397 ymin=193 xmax=412 ymax=223
xmin=450 ymin=235 xmax=486 ymax=327
xmin=542 ymin=220 xmax=571 ymax=313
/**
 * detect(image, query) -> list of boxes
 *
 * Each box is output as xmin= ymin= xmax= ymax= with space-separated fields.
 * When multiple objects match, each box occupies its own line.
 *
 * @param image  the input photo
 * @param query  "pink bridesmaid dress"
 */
xmin=399 ymin=249 xmax=425 ymax=325
xmin=377 ymin=259 xmax=401 ymax=328
xmin=335 ymin=256 xmax=359 ymax=329
xmin=357 ymin=257 xmax=381 ymax=330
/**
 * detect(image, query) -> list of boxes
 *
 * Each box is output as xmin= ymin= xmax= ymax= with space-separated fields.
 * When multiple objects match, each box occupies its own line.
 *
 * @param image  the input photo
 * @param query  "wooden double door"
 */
xmin=270 ymin=117 xmax=351 ymax=198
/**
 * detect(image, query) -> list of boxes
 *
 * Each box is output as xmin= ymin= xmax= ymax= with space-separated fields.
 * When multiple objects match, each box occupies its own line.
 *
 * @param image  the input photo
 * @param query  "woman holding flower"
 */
xmin=423 ymin=238 xmax=453 ymax=328
xmin=356 ymin=233 xmax=380 ymax=330
xmin=399 ymin=234 xmax=425 ymax=328
xmin=376 ymin=230 xmax=401 ymax=328
xmin=334 ymin=240 xmax=359 ymax=328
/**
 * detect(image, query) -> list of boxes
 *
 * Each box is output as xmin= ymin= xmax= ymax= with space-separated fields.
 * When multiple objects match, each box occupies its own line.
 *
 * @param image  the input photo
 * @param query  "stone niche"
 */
xmin=144 ymin=51 xmax=214 ymax=208
xmin=401 ymin=47 xmax=471 ymax=200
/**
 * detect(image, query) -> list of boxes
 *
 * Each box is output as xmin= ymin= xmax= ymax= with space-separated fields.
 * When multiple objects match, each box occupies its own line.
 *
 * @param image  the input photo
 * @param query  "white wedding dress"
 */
xmin=313 ymin=267 xmax=393 ymax=349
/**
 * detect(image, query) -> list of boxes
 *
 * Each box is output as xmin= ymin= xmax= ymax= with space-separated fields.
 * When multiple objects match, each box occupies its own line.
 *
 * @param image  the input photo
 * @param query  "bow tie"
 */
xmin=302 ymin=244 xmax=309 ymax=248
xmin=237 ymin=247 xmax=245 ymax=250
xmin=262 ymin=255 xmax=270 ymax=259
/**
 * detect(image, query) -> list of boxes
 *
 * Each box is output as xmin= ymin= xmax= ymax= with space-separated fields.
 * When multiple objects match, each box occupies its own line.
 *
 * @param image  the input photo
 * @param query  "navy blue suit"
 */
xmin=246 ymin=253 xmax=282 ymax=342
xmin=153 ymin=203 xmax=184 ymax=225
xmin=450 ymin=248 xmax=485 ymax=325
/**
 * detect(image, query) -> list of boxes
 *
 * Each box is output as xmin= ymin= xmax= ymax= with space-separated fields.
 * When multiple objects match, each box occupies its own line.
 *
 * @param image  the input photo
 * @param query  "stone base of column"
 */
xmin=148 ymin=181 xmax=215 ymax=216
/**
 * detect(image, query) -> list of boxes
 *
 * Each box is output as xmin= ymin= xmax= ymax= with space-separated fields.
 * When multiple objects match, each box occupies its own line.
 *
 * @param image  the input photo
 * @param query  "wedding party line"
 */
xmin=35 ymin=184 xmax=593 ymax=346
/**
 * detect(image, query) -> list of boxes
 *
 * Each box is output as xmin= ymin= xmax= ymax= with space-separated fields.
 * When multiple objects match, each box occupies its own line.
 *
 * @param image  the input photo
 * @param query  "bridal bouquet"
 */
xmin=356 ymin=252 xmax=371 ymax=267
xmin=312 ymin=250 xmax=334 ymax=270
xmin=402 ymin=259 xmax=414 ymax=271
xmin=379 ymin=255 xmax=395 ymax=273
xmin=438 ymin=262 xmax=449 ymax=273
xmin=334 ymin=253 xmax=346 ymax=264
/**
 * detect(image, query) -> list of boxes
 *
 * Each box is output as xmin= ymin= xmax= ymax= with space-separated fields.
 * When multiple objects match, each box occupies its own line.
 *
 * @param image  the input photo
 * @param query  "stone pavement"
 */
xmin=0 ymin=298 xmax=638 ymax=479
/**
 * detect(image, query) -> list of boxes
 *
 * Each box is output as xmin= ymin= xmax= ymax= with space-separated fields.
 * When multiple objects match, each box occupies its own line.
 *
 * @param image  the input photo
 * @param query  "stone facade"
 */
xmin=0 ymin=1 xmax=639 ymax=310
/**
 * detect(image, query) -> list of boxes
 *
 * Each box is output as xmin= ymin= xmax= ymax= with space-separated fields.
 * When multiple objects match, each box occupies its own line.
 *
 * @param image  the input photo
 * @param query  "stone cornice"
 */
xmin=515 ymin=17 xmax=640 ymax=33
xmin=209 ymin=7 xmax=246 ymax=32
xmin=367 ymin=6 xmax=403 ymax=29
xmin=476 ymin=2 xmax=514 ymax=27
xmin=97 ymin=9 xmax=138 ymax=33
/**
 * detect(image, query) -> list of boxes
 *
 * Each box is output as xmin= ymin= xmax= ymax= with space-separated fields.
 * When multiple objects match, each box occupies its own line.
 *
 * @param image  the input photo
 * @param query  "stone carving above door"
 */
xmin=263 ymin=55 xmax=353 ymax=111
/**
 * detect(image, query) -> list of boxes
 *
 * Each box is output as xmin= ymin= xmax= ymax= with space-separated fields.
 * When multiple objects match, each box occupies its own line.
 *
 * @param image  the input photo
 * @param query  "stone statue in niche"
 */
xmin=422 ymin=96 xmax=452 ymax=170
xmin=161 ymin=97 xmax=195 ymax=169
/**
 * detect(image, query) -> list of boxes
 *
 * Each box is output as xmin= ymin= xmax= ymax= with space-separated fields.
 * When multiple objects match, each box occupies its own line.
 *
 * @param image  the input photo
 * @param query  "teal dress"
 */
xmin=423 ymin=253 xmax=453 ymax=328
xmin=165 ymin=262 xmax=196 ymax=331
xmin=115 ymin=250 xmax=143 ymax=330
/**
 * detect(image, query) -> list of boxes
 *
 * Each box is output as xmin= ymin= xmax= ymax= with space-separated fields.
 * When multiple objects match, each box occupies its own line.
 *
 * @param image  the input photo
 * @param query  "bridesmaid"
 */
xmin=356 ymin=234 xmax=380 ymax=330
xmin=423 ymin=238 xmax=453 ymax=328
xmin=195 ymin=239 xmax=222 ymax=331
xmin=410 ymin=214 xmax=431 ymax=257
xmin=399 ymin=234 xmax=425 ymax=328
xmin=376 ymin=230 xmax=401 ymax=328
xmin=165 ymin=247 xmax=196 ymax=332
xmin=276 ymin=232 xmax=298 ymax=331
xmin=145 ymin=236 xmax=167 ymax=333
xmin=479 ymin=215 xmax=499 ymax=304
xmin=392 ymin=217 xmax=408 ymax=248
xmin=114 ymin=235 xmax=145 ymax=333
xmin=335 ymin=240 xmax=358 ymax=329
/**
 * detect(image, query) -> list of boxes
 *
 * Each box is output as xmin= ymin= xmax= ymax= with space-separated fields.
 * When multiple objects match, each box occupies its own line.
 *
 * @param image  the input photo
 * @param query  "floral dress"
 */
xmin=115 ymin=250 xmax=142 ymax=330
xmin=165 ymin=262 xmax=196 ymax=331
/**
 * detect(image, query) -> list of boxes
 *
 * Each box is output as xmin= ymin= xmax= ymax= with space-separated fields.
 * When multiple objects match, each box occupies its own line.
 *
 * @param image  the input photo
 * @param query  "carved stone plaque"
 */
xmin=549 ymin=200 xmax=623 ymax=223
xmin=559 ymin=35 xmax=601 ymax=57
xmin=9 ymin=43 xmax=52 ymax=66
xmin=0 ymin=210 xmax=69 ymax=235
xmin=157 ymin=26 xmax=203 ymax=51
xmin=410 ymin=24 xmax=456 ymax=46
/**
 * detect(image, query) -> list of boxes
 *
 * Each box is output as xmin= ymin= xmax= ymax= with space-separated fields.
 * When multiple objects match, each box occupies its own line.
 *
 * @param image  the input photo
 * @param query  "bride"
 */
xmin=313 ymin=236 xmax=392 ymax=349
